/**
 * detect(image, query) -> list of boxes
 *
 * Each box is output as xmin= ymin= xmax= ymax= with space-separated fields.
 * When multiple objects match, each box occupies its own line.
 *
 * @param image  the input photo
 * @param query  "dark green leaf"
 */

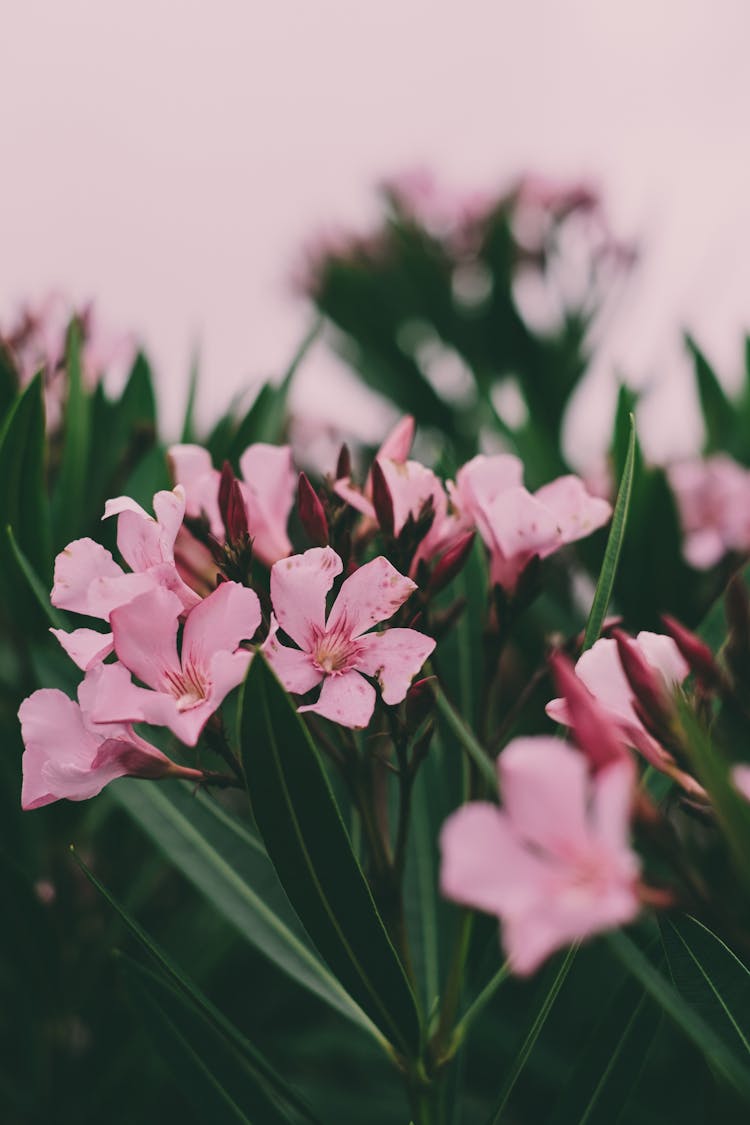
xmin=240 ymin=655 xmax=422 ymax=1055
xmin=52 ymin=321 xmax=92 ymax=547
xmin=583 ymin=414 xmax=636 ymax=650
xmin=181 ymin=347 xmax=200 ymax=443
xmin=686 ymin=334 xmax=735 ymax=454
xmin=4 ymin=525 xmax=63 ymax=629
xmin=109 ymin=779 xmax=377 ymax=1036
xmin=608 ymin=930 xmax=750 ymax=1101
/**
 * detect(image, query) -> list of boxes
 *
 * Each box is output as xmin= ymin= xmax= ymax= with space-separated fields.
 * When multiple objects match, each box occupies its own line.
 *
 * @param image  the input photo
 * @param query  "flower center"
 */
xmin=311 ymin=625 xmax=360 ymax=676
xmin=164 ymin=662 xmax=208 ymax=711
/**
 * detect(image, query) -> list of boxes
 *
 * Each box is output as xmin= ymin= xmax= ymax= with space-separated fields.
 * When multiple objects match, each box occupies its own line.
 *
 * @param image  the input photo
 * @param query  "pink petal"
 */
xmin=327 ymin=556 xmax=416 ymax=639
xmin=635 ymin=631 xmax=689 ymax=687
xmin=534 ymin=475 xmax=612 ymax=548
xmin=168 ymin=443 xmax=223 ymax=537
xmin=332 ymin=477 xmax=376 ymax=520
xmin=270 ymin=547 xmax=343 ymax=650
xmin=453 ymin=453 xmax=525 ymax=543
xmin=377 ymin=415 xmax=415 ymax=463
xmin=575 ymin=638 xmax=639 ymax=725
xmin=50 ymin=626 xmax=114 ymax=670
xmin=207 ymin=649 xmax=254 ymax=715
xmin=355 ymin=628 xmax=436 ymax=704
xmin=499 ymin=737 xmax=590 ymax=853
xmin=299 ymin=670 xmax=376 ymax=728
xmin=376 ymin=459 xmax=448 ymax=538
xmin=440 ymin=802 xmax=545 ymax=916
xmin=110 ymin=587 xmax=183 ymax=690
xmin=104 ymin=487 xmax=185 ymax=572
xmin=239 ymin=443 xmax=295 ymax=565
xmin=182 ymin=581 xmax=261 ymax=666
xmin=733 ymin=764 xmax=750 ymax=802
xmin=90 ymin=660 xmax=185 ymax=735
xmin=591 ymin=760 xmax=639 ymax=860
xmin=545 ymin=696 xmax=570 ymax=725
xmin=51 ymin=538 xmax=123 ymax=613
xmin=262 ymin=618 xmax=323 ymax=694
xmin=486 ymin=486 xmax=560 ymax=561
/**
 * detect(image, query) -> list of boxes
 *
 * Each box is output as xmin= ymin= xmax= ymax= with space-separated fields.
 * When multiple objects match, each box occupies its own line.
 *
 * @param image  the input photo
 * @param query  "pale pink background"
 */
xmin=3 ymin=0 xmax=750 ymax=463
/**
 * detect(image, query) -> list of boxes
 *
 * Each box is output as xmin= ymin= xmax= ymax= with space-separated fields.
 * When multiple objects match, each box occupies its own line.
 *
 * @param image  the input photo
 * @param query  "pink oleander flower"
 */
xmin=262 ymin=547 xmax=435 ymax=728
xmin=668 ymin=455 xmax=750 ymax=569
xmin=50 ymin=486 xmax=200 ymax=671
xmin=18 ymin=666 xmax=199 ymax=809
xmin=545 ymin=632 xmax=703 ymax=796
xmin=168 ymin=442 xmax=296 ymax=567
xmin=91 ymin=580 xmax=261 ymax=746
xmin=440 ymin=737 xmax=640 ymax=975
xmin=333 ymin=415 xmax=415 ymax=521
xmin=451 ymin=455 xmax=612 ymax=593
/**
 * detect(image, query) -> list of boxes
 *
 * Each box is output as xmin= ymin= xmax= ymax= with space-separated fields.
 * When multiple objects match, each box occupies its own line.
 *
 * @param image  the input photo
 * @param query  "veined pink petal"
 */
xmin=262 ymin=618 xmax=323 ymax=694
xmin=51 ymin=538 xmax=123 ymax=613
xmin=440 ymin=803 xmax=545 ymax=916
xmin=90 ymin=660 xmax=185 ymax=733
xmin=239 ymin=443 xmax=295 ymax=565
xmin=270 ymin=547 xmax=343 ymax=650
xmin=182 ymin=581 xmax=261 ymax=668
xmin=104 ymin=486 xmax=186 ymax=572
xmin=355 ymin=628 xmax=436 ymax=704
xmin=299 ymin=670 xmax=376 ymax=728
xmin=327 ymin=556 xmax=416 ymax=638
xmin=50 ymin=627 xmax=114 ymax=670
xmin=498 ymin=738 xmax=590 ymax=853
xmin=110 ymin=587 xmax=183 ymax=690
xmin=534 ymin=475 xmax=612 ymax=548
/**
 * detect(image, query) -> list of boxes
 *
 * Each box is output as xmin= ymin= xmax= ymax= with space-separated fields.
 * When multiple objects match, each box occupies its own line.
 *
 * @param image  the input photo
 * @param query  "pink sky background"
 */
xmin=3 ymin=0 xmax=750 ymax=465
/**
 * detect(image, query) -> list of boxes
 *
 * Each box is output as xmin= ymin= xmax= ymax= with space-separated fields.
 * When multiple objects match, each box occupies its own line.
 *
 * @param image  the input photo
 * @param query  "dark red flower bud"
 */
xmin=218 ymin=461 xmax=248 ymax=543
xmin=297 ymin=472 xmax=329 ymax=546
xmin=550 ymin=651 xmax=628 ymax=772
xmin=660 ymin=614 xmax=720 ymax=691
xmin=613 ymin=629 xmax=674 ymax=734
xmin=426 ymin=532 xmax=476 ymax=596
xmin=335 ymin=442 xmax=351 ymax=481
xmin=371 ymin=458 xmax=395 ymax=537
xmin=405 ymin=676 xmax=435 ymax=730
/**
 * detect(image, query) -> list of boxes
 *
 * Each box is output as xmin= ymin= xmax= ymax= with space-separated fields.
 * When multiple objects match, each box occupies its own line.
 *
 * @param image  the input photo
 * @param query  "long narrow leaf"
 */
xmin=240 ymin=655 xmax=422 ymax=1056
xmin=582 ymin=414 xmax=636 ymax=650
xmin=52 ymin=321 xmax=91 ymax=546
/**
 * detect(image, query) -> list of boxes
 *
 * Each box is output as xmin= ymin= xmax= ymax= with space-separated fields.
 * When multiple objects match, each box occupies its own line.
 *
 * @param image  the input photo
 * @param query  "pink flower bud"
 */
xmin=405 ymin=676 xmax=436 ymax=730
xmin=613 ymin=629 xmax=674 ymax=735
xmin=335 ymin=442 xmax=351 ymax=482
xmin=550 ymin=651 xmax=629 ymax=772
xmin=660 ymin=614 xmax=720 ymax=691
xmin=371 ymin=459 xmax=395 ymax=537
xmin=426 ymin=532 xmax=476 ymax=596
xmin=297 ymin=472 xmax=329 ymax=547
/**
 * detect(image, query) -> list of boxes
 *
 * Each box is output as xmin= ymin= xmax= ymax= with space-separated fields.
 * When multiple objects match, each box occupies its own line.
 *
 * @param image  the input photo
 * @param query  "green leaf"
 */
xmin=546 ymin=969 xmax=660 ymax=1125
xmin=109 ymin=779 xmax=378 ymax=1037
xmin=72 ymin=849 xmax=320 ymax=1124
xmin=660 ymin=914 xmax=750 ymax=1063
xmin=0 ymin=373 xmax=51 ymax=621
xmin=487 ymin=945 xmax=578 ymax=1123
xmin=686 ymin=334 xmax=735 ymax=454
xmin=181 ymin=346 xmax=201 ymax=443
xmin=608 ymin=930 xmax=750 ymax=1101
xmin=676 ymin=701 xmax=750 ymax=894
xmin=4 ymin=526 xmax=63 ymax=629
xmin=0 ymin=341 xmax=18 ymax=422
xmin=120 ymin=957 xmax=298 ymax=1125
xmin=582 ymin=413 xmax=636 ymax=650
xmin=431 ymin=681 xmax=498 ymax=793
xmin=52 ymin=320 xmax=92 ymax=547
xmin=239 ymin=655 xmax=422 ymax=1055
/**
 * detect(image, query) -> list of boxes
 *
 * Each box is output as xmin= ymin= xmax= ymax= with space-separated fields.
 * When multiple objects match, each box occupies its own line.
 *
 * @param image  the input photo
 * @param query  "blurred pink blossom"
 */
xmin=668 ymin=455 xmax=750 ymax=569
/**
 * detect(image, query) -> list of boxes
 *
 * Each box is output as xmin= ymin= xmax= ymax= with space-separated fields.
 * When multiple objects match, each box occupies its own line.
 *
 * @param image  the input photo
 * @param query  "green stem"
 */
xmin=451 ymin=961 xmax=510 ymax=1049
xmin=433 ymin=911 xmax=473 ymax=1054
xmin=431 ymin=684 xmax=498 ymax=793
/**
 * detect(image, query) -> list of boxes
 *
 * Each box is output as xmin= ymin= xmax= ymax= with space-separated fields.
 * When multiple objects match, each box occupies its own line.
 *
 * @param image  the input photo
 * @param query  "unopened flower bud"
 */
xmin=550 ymin=651 xmax=628 ymax=772
xmin=426 ymin=532 xmax=476 ymax=596
xmin=371 ymin=458 xmax=395 ymax=537
xmin=405 ymin=676 xmax=435 ymax=730
xmin=335 ymin=442 xmax=352 ymax=481
xmin=218 ymin=461 xmax=248 ymax=543
xmin=660 ymin=614 xmax=720 ymax=692
xmin=613 ymin=629 xmax=674 ymax=737
xmin=297 ymin=472 xmax=329 ymax=546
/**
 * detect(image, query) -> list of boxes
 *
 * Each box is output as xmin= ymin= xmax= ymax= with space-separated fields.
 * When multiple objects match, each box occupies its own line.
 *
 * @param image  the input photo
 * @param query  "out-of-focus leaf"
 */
xmin=181 ymin=347 xmax=200 ymax=444
xmin=660 ymin=915 xmax=750 ymax=1071
xmin=686 ymin=334 xmax=736 ymax=455
xmin=546 ymin=969 xmax=660 ymax=1125
xmin=582 ymin=414 xmax=635 ymax=649
xmin=608 ymin=930 xmax=750 ymax=1101
xmin=0 ymin=341 xmax=17 ymax=421
xmin=52 ymin=321 xmax=91 ymax=547
xmin=4 ymin=525 xmax=64 ymax=629
xmin=73 ymin=851 xmax=321 ymax=1124
xmin=109 ymin=779 xmax=377 ymax=1036
xmin=239 ymin=655 xmax=422 ymax=1055
xmin=121 ymin=957 xmax=299 ymax=1125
